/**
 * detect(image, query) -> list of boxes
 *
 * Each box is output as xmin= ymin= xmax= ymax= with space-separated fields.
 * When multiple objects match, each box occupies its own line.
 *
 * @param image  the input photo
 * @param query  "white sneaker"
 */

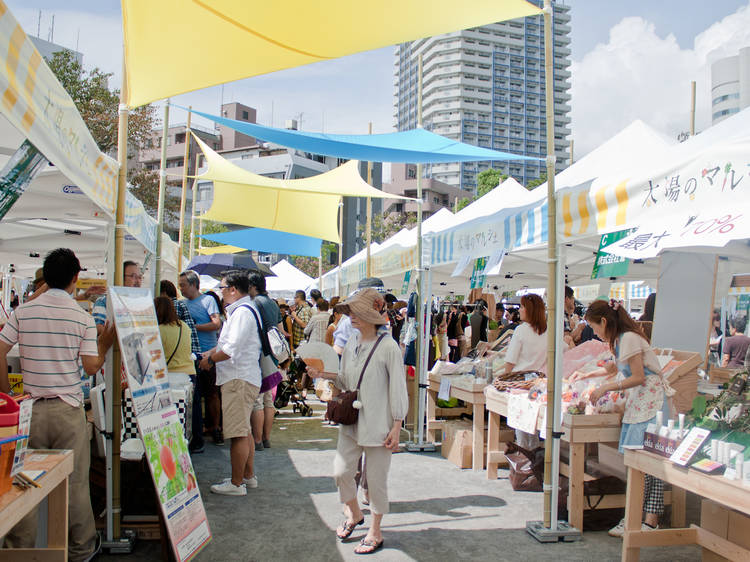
xmin=608 ymin=518 xmax=625 ymax=538
xmin=210 ymin=480 xmax=247 ymax=496
xmin=642 ymin=522 xmax=659 ymax=531
xmin=221 ymin=476 xmax=258 ymax=489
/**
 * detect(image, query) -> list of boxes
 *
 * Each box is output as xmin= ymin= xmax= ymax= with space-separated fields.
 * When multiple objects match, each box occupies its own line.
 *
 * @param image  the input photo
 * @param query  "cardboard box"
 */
xmin=700 ymin=499 xmax=750 ymax=561
xmin=655 ymin=348 xmax=703 ymax=414
xmin=441 ymin=419 xmax=487 ymax=469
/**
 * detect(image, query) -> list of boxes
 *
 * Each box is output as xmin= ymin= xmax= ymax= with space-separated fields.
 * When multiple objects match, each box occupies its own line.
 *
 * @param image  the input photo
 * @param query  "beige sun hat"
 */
xmin=336 ymin=287 xmax=388 ymax=325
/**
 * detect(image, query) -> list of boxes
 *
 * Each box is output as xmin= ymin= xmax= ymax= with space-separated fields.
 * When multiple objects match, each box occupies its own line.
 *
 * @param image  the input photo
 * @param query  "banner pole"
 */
xmin=153 ymin=102 xmax=170 ymax=294
xmin=111 ymin=55 xmax=129 ymax=542
xmin=337 ymin=199 xmax=343 ymax=296
xmin=177 ymin=106 xmax=192 ymax=273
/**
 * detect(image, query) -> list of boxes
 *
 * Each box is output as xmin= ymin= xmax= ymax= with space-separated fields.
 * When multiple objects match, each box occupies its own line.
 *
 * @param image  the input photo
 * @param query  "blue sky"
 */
xmin=7 ymin=0 xmax=750 ymax=159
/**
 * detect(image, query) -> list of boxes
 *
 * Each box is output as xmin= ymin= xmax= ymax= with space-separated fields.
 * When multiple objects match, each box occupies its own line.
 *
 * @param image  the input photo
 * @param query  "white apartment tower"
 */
xmin=711 ymin=47 xmax=750 ymax=125
xmin=393 ymin=1 xmax=571 ymax=191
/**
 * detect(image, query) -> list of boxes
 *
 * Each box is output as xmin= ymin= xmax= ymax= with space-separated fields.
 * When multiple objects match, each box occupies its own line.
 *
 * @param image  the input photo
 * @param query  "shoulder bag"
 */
xmin=166 ymin=323 xmax=183 ymax=367
xmin=325 ymin=333 xmax=386 ymax=425
xmin=241 ymin=305 xmax=283 ymax=393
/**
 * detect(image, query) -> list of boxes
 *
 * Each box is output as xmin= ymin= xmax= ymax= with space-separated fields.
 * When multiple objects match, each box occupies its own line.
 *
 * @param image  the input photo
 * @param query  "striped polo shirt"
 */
xmin=0 ymin=288 xmax=98 ymax=407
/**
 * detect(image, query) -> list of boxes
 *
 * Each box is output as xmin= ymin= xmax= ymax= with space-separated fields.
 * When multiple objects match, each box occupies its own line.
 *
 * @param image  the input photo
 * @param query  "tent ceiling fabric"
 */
xmin=121 ymin=0 xmax=542 ymax=107
xmin=201 ymin=227 xmax=322 ymax=257
xmin=192 ymin=134 xmax=407 ymax=243
xmin=183 ymin=107 xmax=543 ymax=164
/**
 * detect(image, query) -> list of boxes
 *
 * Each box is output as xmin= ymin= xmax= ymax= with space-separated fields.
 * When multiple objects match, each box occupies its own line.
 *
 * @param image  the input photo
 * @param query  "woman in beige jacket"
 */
xmin=311 ymin=288 xmax=409 ymax=554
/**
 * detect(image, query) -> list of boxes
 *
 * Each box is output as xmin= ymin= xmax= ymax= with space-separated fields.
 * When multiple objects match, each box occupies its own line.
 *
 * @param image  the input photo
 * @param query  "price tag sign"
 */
xmin=438 ymin=377 xmax=452 ymax=401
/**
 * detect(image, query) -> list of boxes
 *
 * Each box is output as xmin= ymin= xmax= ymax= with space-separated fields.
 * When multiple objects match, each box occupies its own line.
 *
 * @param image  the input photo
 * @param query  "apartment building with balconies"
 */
xmin=393 ymin=0 xmax=571 ymax=192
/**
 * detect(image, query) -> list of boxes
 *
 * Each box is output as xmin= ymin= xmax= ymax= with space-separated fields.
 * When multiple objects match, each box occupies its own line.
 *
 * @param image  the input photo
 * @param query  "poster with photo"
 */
xmin=138 ymin=407 xmax=211 ymax=561
xmin=108 ymin=287 xmax=171 ymax=416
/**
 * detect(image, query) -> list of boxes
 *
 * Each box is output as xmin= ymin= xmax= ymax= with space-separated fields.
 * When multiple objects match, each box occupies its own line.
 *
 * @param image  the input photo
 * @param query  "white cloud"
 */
xmin=571 ymin=4 xmax=750 ymax=157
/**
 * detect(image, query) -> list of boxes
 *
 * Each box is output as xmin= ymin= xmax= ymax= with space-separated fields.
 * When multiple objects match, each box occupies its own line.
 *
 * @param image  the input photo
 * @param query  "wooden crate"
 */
xmin=709 ymin=366 xmax=742 ymax=385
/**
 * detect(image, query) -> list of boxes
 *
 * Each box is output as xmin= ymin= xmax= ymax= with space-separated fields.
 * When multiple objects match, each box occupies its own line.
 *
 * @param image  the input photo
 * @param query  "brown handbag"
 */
xmin=325 ymin=334 xmax=386 ymax=425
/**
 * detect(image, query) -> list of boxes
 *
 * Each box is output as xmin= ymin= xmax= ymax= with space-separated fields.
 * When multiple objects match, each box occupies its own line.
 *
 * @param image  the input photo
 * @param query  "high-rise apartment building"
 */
xmin=711 ymin=47 xmax=750 ymax=125
xmin=393 ymin=1 xmax=571 ymax=192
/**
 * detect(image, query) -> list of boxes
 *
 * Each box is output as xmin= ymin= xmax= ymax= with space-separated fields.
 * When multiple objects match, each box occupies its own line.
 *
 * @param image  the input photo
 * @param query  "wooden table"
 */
xmin=426 ymin=373 xmax=488 ymax=471
xmin=623 ymin=449 xmax=749 ymax=561
xmin=484 ymin=388 xmax=685 ymax=533
xmin=0 ymin=449 xmax=74 ymax=561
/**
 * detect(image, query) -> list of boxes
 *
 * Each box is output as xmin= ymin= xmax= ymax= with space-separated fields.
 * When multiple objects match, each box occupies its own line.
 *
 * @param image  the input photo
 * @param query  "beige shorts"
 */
xmin=253 ymin=390 xmax=274 ymax=411
xmin=221 ymin=378 xmax=260 ymax=439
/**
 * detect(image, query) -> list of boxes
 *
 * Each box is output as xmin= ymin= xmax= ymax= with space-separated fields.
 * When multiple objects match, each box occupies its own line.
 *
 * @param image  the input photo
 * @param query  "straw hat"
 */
xmin=336 ymin=288 xmax=388 ymax=325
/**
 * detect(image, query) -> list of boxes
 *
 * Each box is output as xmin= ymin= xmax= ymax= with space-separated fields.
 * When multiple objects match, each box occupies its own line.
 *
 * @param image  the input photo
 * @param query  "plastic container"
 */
xmin=0 ymin=392 xmax=20 ymax=438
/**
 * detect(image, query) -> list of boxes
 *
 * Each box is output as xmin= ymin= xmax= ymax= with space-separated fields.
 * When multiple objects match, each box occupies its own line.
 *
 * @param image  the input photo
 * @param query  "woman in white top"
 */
xmin=504 ymin=293 xmax=547 ymax=376
xmin=311 ymin=288 xmax=409 ymax=555
xmin=503 ymin=293 xmax=547 ymax=449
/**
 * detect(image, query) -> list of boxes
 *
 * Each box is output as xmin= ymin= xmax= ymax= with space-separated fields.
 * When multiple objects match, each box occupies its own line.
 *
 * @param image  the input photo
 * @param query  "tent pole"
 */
xmin=318 ymin=245 xmax=323 ymax=292
xmin=412 ymin=53 xmax=423 ymax=436
xmin=154 ymin=101 xmax=170 ymax=294
xmin=690 ymin=81 xmax=696 ymax=136
xmin=542 ymin=0 xmax=562 ymax=534
xmin=189 ymin=153 xmax=200 ymax=263
xmin=111 ymin=55 xmax=129 ymax=543
xmin=177 ymin=106 xmax=192 ymax=273
xmin=338 ymin=199 xmax=343 ymax=296
xmin=366 ymin=122 xmax=373 ymax=277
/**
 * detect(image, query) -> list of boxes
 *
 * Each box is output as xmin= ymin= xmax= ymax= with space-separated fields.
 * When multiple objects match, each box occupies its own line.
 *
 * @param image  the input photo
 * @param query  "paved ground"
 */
xmin=100 ymin=400 xmax=702 ymax=561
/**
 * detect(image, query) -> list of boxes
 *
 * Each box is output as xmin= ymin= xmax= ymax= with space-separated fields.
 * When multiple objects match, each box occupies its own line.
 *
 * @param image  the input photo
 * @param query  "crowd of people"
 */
xmin=3 ymin=247 xmax=750 ymax=557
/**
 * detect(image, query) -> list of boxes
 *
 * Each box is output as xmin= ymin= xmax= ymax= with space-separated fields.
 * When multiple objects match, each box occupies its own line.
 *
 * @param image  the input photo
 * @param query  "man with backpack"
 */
xmin=248 ymin=272 xmax=284 ymax=450
xmin=199 ymin=271 xmax=262 ymax=496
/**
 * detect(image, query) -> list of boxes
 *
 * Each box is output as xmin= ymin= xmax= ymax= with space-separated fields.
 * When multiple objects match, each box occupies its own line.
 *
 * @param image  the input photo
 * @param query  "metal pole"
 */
xmin=366 ymin=122 xmax=373 ymax=277
xmin=690 ymin=80 xmax=696 ymax=136
xmin=542 ymin=0 xmax=559 ymax=531
xmin=154 ymin=101 xmax=170 ymax=294
xmin=412 ymin=53 xmax=424 ymax=434
xmin=111 ymin=55 xmax=129 ymax=542
xmin=417 ymin=263 xmax=433 ymax=445
xmin=177 ymin=106 xmax=192 ymax=272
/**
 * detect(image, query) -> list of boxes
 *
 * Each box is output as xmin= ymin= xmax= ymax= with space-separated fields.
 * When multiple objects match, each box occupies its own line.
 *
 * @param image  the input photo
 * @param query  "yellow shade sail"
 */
xmin=121 ymin=0 xmax=542 ymax=107
xmin=191 ymin=134 xmax=408 ymax=243
xmin=198 ymin=244 xmax=245 ymax=255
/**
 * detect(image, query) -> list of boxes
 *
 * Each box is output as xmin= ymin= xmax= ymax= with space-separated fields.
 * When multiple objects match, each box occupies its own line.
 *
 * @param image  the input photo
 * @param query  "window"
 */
xmin=242 ymin=110 xmax=249 ymax=120
xmin=175 ymin=132 xmax=186 ymax=144
xmin=712 ymin=93 xmax=740 ymax=106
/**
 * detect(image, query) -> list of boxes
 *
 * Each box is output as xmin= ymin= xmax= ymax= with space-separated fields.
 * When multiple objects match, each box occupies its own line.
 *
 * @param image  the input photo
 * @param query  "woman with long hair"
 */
xmin=310 ymin=288 xmax=408 ymax=554
xmin=571 ymin=299 xmax=669 ymax=537
xmin=502 ymin=293 xmax=547 ymax=449
xmin=154 ymin=296 xmax=195 ymax=375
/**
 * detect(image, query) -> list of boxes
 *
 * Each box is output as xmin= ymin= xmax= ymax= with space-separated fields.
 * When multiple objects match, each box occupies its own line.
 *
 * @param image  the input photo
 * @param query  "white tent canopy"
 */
xmin=0 ymin=114 xmax=180 ymax=286
xmin=267 ymin=259 xmax=315 ymax=300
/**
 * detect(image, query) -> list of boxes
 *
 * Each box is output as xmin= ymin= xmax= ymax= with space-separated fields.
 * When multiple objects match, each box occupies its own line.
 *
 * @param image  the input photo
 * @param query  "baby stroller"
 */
xmin=274 ymin=357 xmax=313 ymax=417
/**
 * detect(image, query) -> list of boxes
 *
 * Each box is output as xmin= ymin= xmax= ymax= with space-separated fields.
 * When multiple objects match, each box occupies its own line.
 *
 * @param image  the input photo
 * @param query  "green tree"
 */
xmin=291 ymin=241 xmax=339 ymax=279
xmin=476 ymin=168 xmax=508 ymax=198
xmin=182 ymin=220 xmax=229 ymax=257
xmin=456 ymin=197 xmax=471 ymax=211
xmin=363 ymin=212 xmax=418 ymax=244
xmin=526 ymin=172 xmax=547 ymax=190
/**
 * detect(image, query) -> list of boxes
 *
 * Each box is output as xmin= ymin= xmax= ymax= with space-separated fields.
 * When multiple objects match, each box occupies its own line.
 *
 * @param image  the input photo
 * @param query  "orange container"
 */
xmin=0 ymin=441 xmax=15 ymax=496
